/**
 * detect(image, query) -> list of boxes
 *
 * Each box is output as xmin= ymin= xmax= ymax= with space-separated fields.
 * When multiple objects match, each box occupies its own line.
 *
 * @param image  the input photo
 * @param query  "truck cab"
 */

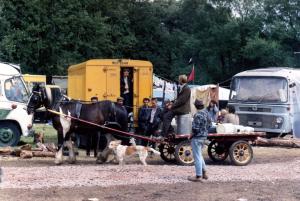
xmin=0 ymin=63 xmax=33 ymax=146
xmin=229 ymin=67 xmax=300 ymax=138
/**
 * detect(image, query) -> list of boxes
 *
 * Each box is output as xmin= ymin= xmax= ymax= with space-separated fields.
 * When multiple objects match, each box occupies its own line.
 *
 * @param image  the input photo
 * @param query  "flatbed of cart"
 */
xmin=159 ymin=132 xmax=266 ymax=166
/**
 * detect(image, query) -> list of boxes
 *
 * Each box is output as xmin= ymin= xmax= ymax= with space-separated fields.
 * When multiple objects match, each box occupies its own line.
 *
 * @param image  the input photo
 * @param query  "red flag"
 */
xmin=188 ymin=65 xmax=195 ymax=82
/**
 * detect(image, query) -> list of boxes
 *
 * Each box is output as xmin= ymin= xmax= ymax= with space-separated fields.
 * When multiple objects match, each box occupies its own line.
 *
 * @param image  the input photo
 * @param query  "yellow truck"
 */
xmin=22 ymin=74 xmax=46 ymax=93
xmin=68 ymin=59 xmax=153 ymax=122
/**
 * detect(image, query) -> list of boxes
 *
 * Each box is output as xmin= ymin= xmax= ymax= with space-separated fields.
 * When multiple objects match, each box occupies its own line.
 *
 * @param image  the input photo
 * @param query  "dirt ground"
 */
xmin=1 ymin=146 xmax=300 ymax=201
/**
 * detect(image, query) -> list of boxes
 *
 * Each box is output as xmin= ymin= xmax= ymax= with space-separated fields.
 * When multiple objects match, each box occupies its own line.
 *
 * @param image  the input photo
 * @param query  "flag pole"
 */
xmin=193 ymin=64 xmax=195 ymax=85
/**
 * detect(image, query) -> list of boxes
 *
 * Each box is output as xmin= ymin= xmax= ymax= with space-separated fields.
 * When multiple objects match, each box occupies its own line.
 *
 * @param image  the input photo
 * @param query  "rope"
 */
xmin=47 ymin=109 xmax=166 ymax=144
xmin=217 ymin=77 xmax=232 ymax=86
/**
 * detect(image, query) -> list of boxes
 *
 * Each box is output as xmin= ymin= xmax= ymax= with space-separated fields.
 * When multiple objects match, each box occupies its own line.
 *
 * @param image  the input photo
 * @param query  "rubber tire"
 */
xmin=207 ymin=141 xmax=229 ymax=162
xmin=159 ymin=144 xmax=176 ymax=163
xmin=175 ymin=140 xmax=194 ymax=166
xmin=229 ymin=140 xmax=253 ymax=166
xmin=0 ymin=121 xmax=21 ymax=147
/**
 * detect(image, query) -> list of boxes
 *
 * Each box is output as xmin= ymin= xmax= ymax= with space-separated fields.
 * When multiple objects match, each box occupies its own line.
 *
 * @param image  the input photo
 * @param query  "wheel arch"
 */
xmin=0 ymin=119 xmax=23 ymax=135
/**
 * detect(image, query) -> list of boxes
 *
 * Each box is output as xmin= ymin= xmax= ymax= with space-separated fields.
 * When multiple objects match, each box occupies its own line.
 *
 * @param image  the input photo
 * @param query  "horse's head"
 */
xmin=27 ymin=86 xmax=44 ymax=115
xmin=27 ymin=85 xmax=64 ymax=114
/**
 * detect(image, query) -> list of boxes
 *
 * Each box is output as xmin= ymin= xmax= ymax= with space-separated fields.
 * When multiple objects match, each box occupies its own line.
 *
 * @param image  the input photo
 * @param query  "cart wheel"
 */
xmin=207 ymin=141 xmax=229 ymax=162
xmin=159 ymin=144 xmax=176 ymax=163
xmin=229 ymin=140 xmax=253 ymax=166
xmin=175 ymin=140 xmax=194 ymax=166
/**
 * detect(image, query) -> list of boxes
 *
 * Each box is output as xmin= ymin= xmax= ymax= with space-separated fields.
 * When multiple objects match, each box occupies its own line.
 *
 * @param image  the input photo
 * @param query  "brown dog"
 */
xmin=108 ymin=140 xmax=161 ymax=165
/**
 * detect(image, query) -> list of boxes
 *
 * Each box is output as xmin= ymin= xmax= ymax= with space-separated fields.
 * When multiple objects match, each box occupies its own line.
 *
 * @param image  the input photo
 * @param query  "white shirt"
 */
xmin=124 ymin=77 xmax=129 ymax=94
xmin=150 ymin=107 xmax=157 ymax=123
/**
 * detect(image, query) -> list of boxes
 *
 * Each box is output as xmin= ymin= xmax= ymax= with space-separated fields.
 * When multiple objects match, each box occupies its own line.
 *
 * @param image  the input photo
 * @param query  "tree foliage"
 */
xmin=0 ymin=0 xmax=299 ymax=84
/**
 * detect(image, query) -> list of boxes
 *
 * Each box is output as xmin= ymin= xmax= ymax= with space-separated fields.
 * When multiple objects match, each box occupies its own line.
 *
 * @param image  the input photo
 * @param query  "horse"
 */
xmin=27 ymin=85 xmax=128 ymax=164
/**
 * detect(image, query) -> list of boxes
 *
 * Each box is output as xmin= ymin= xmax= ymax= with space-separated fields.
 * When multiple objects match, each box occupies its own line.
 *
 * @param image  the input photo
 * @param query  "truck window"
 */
xmin=230 ymin=77 xmax=288 ymax=103
xmin=4 ymin=77 xmax=29 ymax=103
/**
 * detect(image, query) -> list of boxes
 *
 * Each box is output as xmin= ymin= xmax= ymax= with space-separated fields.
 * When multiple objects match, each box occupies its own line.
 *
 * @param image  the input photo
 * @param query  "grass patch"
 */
xmin=20 ymin=123 xmax=57 ymax=145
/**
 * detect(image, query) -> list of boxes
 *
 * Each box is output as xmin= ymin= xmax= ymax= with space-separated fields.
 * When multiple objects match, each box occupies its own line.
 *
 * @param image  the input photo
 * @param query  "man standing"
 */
xmin=146 ymin=98 xmax=162 ymax=146
xmin=116 ymin=97 xmax=127 ymax=114
xmin=138 ymin=98 xmax=150 ymax=145
xmin=120 ymin=68 xmax=133 ymax=112
xmin=161 ymin=75 xmax=191 ymax=137
xmin=90 ymin=96 xmax=98 ymax=102
xmin=188 ymin=99 xmax=211 ymax=182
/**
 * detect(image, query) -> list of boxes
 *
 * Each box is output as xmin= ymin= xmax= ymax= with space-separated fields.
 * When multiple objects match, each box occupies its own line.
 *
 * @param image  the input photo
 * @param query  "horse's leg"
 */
xmin=57 ymin=108 xmax=72 ymax=164
xmin=57 ymin=130 xmax=64 ymax=149
xmin=86 ymin=133 xmax=91 ymax=157
xmin=55 ymin=146 xmax=64 ymax=165
xmin=96 ymin=133 xmax=115 ymax=164
xmin=93 ymin=131 xmax=99 ymax=158
xmin=55 ymin=129 xmax=64 ymax=165
xmin=65 ymin=132 xmax=76 ymax=164
xmin=65 ymin=140 xmax=76 ymax=164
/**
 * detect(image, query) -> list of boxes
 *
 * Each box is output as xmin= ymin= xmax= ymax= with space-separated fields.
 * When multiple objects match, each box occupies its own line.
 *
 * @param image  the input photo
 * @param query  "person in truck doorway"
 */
xmin=120 ymin=68 xmax=133 ymax=113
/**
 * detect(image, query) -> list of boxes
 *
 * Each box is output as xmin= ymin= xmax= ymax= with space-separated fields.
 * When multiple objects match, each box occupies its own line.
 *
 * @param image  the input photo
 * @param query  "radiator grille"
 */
xmin=238 ymin=114 xmax=276 ymax=128
xmin=239 ymin=107 xmax=271 ymax=112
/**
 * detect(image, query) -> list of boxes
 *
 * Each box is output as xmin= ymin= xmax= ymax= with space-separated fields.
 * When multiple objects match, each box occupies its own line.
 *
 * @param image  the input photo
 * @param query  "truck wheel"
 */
xmin=159 ymin=144 xmax=176 ymax=163
xmin=229 ymin=140 xmax=253 ymax=166
xmin=0 ymin=122 xmax=21 ymax=147
xmin=175 ymin=140 xmax=194 ymax=166
xmin=207 ymin=140 xmax=229 ymax=162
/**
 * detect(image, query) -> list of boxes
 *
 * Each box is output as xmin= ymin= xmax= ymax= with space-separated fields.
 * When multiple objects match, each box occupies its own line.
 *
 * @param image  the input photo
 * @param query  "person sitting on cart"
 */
xmin=223 ymin=105 xmax=239 ymax=125
xmin=161 ymin=75 xmax=191 ymax=138
xmin=188 ymin=99 xmax=211 ymax=182
xmin=217 ymin=109 xmax=228 ymax=123
xmin=206 ymin=100 xmax=219 ymax=123
xmin=161 ymin=100 xmax=175 ymax=134
xmin=145 ymin=97 xmax=162 ymax=147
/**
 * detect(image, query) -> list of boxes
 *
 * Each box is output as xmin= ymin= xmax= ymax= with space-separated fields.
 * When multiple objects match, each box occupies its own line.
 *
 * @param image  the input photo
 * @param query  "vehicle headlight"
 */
xmin=276 ymin=117 xmax=283 ymax=124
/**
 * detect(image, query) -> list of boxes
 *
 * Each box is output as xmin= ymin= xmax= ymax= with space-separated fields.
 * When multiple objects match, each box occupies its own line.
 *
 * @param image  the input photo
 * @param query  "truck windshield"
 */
xmin=4 ymin=77 xmax=29 ymax=103
xmin=230 ymin=77 xmax=288 ymax=103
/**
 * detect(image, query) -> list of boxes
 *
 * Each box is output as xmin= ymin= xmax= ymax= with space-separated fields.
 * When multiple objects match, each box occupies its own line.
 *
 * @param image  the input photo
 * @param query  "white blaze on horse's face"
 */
xmin=59 ymin=107 xmax=72 ymax=138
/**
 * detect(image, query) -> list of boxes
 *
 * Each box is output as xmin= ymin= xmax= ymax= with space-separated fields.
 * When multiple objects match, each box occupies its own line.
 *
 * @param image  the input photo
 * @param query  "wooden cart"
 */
xmin=159 ymin=132 xmax=266 ymax=166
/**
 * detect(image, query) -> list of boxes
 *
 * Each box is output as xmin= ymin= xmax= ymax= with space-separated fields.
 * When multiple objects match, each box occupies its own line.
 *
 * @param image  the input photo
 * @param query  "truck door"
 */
xmin=133 ymin=66 xmax=152 ymax=121
xmin=105 ymin=66 xmax=120 ymax=101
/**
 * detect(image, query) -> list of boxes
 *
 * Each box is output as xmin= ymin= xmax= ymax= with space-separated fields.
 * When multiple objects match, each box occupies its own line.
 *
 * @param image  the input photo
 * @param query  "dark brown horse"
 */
xmin=27 ymin=85 xmax=128 ymax=164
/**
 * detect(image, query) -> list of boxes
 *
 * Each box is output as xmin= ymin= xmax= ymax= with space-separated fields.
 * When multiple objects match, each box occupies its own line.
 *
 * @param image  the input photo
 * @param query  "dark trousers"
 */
xmin=122 ymin=93 xmax=132 ymax=113
xmin=138 ymin=123 xmax=149 ymax=146
xmin=146 ymin=123 xmax=159 ymax=147
xmin=161 ymin=110 xmax=176 ymax=137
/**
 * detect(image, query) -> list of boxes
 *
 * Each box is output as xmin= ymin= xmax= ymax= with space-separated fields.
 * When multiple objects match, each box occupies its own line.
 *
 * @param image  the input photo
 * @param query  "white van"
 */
xmin=0 ymin=63 xmax=33 ymax=146
xmin=229 ymin=67 xmax=300 ymax=139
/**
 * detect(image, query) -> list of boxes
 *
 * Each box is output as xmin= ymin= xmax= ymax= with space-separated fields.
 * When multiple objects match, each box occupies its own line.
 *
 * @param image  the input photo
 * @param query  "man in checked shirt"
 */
xmin=188 ymin=99 xmax=212 ymax=182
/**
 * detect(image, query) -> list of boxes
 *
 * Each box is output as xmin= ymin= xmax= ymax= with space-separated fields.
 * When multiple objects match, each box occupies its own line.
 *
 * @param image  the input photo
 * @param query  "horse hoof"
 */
xmin=96 ymin=158 xmax=104 ymax=164
xmin=68 ymin=158 xmax=76 ymax=164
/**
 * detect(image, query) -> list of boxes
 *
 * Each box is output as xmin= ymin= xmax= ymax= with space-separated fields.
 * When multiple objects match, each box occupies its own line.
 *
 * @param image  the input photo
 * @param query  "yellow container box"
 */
xmin=68 ymin=59 xmax=153 ymax=122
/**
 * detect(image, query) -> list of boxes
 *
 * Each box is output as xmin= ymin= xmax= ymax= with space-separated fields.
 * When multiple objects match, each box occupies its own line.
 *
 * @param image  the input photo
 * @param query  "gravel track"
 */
xmin=1 ymin=157 xmax=300 ymax=189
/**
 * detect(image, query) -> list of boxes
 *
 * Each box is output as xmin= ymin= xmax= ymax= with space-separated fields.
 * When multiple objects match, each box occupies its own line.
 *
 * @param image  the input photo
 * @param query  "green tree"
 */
xmin=0 ymin=0 xmax=110 ymax=75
